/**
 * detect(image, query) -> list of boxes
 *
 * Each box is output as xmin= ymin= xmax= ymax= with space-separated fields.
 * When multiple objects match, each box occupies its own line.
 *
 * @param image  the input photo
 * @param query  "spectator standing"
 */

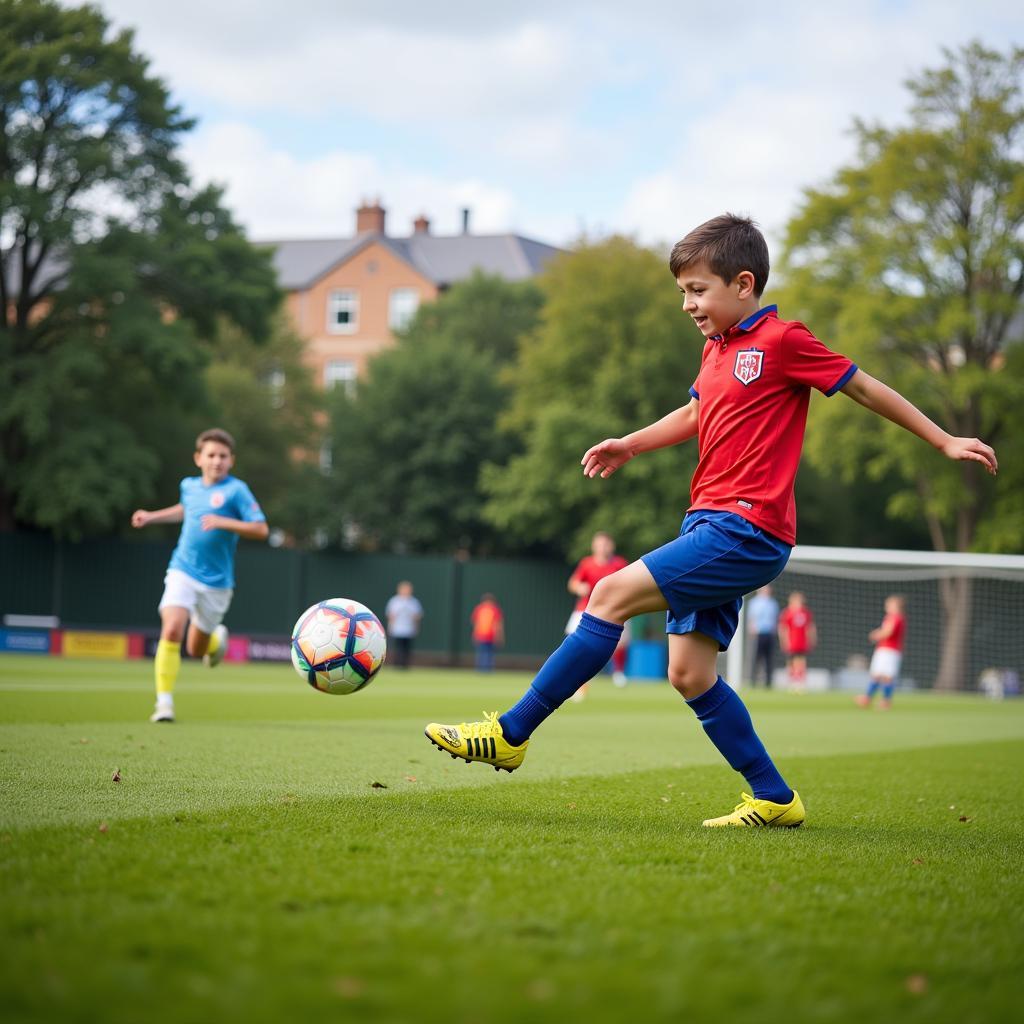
xmin=470 ymin=594 xmax=505 ymax=673
xmin=747 ymin=585 xmax=780 ymax=688
xmin=778 ymin=592 xmax=816 ymax=693
xmin=386 ymin=581 xmax=423 ymax=670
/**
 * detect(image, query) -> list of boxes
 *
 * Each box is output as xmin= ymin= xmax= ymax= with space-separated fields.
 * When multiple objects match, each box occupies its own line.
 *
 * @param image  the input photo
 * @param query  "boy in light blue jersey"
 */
xmin=132 ymin=428 xmax=268 ymax=722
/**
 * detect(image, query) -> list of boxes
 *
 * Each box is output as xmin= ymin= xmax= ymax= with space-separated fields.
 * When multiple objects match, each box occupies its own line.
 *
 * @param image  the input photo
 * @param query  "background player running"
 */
xmin=132 ymin=428 xmax=268 ymax=723
xmin=857 ymin=595 xmax=907 ymax=710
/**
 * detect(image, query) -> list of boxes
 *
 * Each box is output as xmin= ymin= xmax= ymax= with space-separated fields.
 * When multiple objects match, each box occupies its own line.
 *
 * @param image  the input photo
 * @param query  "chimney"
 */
xmin=461 ymin=207 xmax=470 ymax=234
xmin=413 ymin=214 xmax=430 ymax=235
xmin=356 ymin=198 xmax=386 ymax=234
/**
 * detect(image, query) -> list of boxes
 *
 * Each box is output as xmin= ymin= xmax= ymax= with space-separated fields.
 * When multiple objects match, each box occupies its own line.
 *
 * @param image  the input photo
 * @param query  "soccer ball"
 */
xmin=290 ymin=598 xmax=387 ymax=695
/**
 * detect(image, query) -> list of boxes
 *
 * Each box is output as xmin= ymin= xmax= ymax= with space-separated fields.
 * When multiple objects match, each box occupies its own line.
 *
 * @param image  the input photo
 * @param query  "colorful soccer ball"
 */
xmin=290 ymin=598 xmax=387 ymax=695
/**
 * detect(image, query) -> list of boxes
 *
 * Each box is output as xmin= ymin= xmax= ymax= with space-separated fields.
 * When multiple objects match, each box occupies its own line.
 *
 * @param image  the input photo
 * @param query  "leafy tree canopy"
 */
xmin=778 ymin=41 xmax=1024 ymax=554
xmin=482 ymin=236 xmax=703 ymax=561
xmin=324 ymin=274 xmax=543 ymax=554
xmin=0 ymin=0 xmax=280 ymax=537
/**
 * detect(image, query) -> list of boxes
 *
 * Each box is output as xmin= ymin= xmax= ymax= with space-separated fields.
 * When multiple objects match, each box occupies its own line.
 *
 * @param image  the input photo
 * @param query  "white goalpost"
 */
xmin=727 ymin=546 xmax=1024 ymax=694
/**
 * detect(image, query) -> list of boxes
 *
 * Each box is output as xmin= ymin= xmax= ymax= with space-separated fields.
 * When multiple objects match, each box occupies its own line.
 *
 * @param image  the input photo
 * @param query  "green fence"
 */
xmin=0 ymin=533 xmax=584 ymax=664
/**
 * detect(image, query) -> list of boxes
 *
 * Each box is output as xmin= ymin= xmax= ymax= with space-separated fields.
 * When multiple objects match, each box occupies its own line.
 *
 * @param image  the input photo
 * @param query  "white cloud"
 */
xmin=182 ymin=121 xmax=518 ymax=239
xmin=616 ymin=0 xmax=1023 ymax=247
xmin=93 ymin=0 xmax=1023 ymax=248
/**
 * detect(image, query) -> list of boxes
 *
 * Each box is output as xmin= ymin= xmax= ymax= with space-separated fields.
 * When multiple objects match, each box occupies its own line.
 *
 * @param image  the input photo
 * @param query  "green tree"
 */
xmin=778 ymin=42 xmax=1023 ymax=687
xmin=205 ymin=317 xmax=326 ymax=543
xmin=323 ymin=274 xmax=543 ymax=553
xmin=482 ymin=236 xmax=702 ymax=561
xmin=0 ymin=0 xmax=279 ymax=537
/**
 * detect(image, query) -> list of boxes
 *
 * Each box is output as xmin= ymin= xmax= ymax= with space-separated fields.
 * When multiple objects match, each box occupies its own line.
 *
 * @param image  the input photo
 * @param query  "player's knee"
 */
xmin=668 ymin=663 xmax=715 ymax=700
xmin=162 ymin=623 xmax=185 ymax=644
xmin=587 ymin=575 xmax=628 ymax=620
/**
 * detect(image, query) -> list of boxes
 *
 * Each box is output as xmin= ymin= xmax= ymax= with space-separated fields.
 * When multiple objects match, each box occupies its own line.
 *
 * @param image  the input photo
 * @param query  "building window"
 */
xmin=327 ymin=290 xmax=358 ymax=333
xmin=388 ymin=288 xmax=420 ymax=330
xmin=324 ymin=359 xmax=357 ymax=395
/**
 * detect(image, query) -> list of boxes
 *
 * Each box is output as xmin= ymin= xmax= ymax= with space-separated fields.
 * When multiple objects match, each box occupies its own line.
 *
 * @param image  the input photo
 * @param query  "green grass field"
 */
xmin=2 ymin=654 xmax=1022 ymax=1024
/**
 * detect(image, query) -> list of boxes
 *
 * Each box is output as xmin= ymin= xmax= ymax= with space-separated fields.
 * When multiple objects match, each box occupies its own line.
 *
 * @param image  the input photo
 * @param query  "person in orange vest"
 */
xmin=470 ymin=593 xmax=505 ymax=673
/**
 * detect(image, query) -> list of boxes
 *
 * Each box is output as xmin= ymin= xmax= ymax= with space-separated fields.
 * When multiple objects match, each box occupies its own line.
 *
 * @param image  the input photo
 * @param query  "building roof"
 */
xmin=259 ymin=231 xmax=563 ymax=291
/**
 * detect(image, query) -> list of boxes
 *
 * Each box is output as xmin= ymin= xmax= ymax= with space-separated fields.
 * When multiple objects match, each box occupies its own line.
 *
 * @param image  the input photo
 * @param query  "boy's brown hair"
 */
xmin=195 ymin=428 xmax=236 ymax=452
xmin=669 ymin=213 xmax=770 ymax=298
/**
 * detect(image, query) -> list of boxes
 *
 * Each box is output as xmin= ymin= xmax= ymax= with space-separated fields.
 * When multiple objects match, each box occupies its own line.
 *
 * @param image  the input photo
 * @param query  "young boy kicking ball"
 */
xmin=132 ymin=428 xmax=268 ymax=723
xmin=425 ymin=214 xmax=997 ymax=827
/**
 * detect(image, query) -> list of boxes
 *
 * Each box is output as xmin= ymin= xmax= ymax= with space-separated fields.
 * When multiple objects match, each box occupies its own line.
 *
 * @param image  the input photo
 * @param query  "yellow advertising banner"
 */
xmin=62 ymin=631 xmax=129 ymax=660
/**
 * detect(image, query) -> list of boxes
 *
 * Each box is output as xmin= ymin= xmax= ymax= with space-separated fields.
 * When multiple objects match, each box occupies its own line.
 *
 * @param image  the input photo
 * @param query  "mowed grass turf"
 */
xmin=1 ymin=655 xmax=1022 ymax=1024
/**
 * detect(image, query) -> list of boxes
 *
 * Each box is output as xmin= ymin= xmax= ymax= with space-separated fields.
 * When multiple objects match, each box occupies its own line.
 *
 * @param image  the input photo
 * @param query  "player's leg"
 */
xmin=667 ymin=631 xmax=803 ymax=827
xmin=879 ymin=676 xmax=894 ymax=709
xmin=425 ymin=560 xmax=666 ymax=769
xmin=500 ymin=561 xmax=664 ymax=735
xmin=857 ymin=678 xmax=881 ymax=707
xmin=152 ymin=606 xmax=187 ymax=722
xmin=152 ymin=570 xmax=199 ymax=722
xmin=187 ymin=585 xmax=231 ymax=667
xmin=790 ymin=654 xmax=807 ymax=692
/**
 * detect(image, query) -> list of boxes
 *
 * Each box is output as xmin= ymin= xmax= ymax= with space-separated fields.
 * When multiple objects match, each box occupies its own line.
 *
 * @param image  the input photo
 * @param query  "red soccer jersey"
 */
xmin=689 ymin=306 xmax=856 ymax=545
xmin=571 ymin=554 xmax=628 ymax=612
xmin=779 ymin=606 xmax=814 ymax=654
xmin=876 ymin=613 xmax=906 ymax=652
xmin=471 ymin=601 xmax=503 ymax=643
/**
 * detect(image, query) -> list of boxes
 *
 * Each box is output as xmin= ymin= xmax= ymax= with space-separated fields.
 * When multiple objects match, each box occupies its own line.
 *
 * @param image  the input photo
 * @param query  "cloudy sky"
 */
xmin=94 ymin=0 xmax=1021 ymax=248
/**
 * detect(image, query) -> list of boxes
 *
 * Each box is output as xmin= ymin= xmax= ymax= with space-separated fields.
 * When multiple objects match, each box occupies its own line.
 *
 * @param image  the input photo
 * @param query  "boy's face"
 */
xmin=591 ymin=534 xmax=614 ymax=559
xmin=676 ymin=262 xmax=756 ymax=338
xmin=194 ymin=441 xmax=234 ymax=482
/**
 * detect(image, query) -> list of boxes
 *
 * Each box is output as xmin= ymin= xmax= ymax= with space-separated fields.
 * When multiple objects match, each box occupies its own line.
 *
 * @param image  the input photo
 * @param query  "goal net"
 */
xmin=727 ymin=546 xmax=1024 ymax=694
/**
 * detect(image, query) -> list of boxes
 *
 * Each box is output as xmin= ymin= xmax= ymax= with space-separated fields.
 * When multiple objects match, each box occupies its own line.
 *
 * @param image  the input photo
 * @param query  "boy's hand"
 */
xmin=582 ymin=438 xmax=634 ymax=479
xmin=201 ymin=514 xmax=229 ymax=531
xmin=941 ymin=436 xmax=998 ymax=475
xmin=131 ymin=510 xmax=151 ymax=528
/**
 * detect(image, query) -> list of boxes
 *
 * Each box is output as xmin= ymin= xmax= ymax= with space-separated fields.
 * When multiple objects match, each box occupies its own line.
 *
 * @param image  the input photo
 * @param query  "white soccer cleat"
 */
xmin=612 ymin=671 xmax=627 ymax=687
xmin=203 ymin=625 xmax=228 ymax=667
xmin=149 ymin=705 xmax=175 ymax=723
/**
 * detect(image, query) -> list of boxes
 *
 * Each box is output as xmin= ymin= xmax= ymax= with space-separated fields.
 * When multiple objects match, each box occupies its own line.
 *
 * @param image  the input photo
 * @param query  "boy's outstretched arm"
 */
xmin=840 ymin=370 xmax=998 ymax=475
xmin=131 ymin=504 xmax=184 ymax=528
xmin=582 ymin=398 xmax=699 ymax=479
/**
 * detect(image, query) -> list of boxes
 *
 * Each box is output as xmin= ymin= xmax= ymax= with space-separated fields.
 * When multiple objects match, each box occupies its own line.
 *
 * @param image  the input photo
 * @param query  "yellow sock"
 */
xmin=155 ymin=638 xmax=181 ymax=696
xmin=206 ymin=628 xmax=221 ymax=656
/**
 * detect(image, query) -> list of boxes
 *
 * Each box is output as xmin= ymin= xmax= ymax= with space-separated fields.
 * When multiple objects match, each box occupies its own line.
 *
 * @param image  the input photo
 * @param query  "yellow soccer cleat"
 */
xmin=424 ymin=711 xmax=529 ymax=773
xmin=702 ymin=791 xmax=806 ymax=828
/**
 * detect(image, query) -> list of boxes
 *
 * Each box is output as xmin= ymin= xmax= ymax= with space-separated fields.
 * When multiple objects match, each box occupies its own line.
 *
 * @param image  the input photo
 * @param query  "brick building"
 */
xmin=262 ymin=200 xmax=562 ymax=392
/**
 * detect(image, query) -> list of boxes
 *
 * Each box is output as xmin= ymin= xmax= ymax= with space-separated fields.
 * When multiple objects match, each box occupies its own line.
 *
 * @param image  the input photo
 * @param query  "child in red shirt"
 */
xmin=778 ymin=592 xmax=817 ymax=693
xmin=567 ymin=531 xmax=629 ymax=697
xmin=857 ymin=595 xmax=906 ymax=710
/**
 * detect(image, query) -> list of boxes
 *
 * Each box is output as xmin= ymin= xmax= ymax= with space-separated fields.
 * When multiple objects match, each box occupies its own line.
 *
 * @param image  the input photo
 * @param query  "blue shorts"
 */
xmin=640 ymin=510 xmax=791 ymax=651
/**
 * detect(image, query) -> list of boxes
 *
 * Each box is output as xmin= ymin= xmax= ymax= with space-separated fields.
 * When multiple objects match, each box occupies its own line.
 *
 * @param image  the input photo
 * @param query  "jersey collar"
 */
xmin=713 ymin=304 xmax=778 ymax=341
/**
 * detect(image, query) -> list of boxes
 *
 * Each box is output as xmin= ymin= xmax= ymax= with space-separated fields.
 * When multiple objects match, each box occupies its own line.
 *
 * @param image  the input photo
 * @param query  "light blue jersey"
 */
xmin=168 ymin=475 xmax=265 ymax=588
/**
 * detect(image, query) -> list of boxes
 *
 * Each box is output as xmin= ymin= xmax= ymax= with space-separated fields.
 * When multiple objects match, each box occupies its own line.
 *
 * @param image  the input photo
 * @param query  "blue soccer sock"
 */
xmin=499 ymin=613 xmax=623 ymax=745
xmin=866 ymin=681 xmax=881 ymax=700
xmin=686 ymin=677 xmax=793 ymax=804
xmin=881 ymin=683 xmax=894 ymax=701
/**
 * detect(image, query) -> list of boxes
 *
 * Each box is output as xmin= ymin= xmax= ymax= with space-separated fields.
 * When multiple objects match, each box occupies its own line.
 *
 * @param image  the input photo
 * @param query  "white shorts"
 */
xmin=158 ymin=569 xmax=233 ymax=635
xmin=565 ymin=610 xmax=631 ymax=643
xmin=869 ymin=647 xmax=902 ymax=681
